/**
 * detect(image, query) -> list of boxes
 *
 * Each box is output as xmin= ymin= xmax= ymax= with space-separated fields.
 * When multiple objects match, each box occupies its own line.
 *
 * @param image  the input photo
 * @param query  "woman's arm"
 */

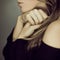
xmin=43 ymin=19 xmax=60 ymax=49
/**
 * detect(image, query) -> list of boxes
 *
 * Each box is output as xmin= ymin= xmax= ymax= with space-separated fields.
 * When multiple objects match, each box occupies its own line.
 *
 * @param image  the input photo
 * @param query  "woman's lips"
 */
xmin=18 ymin=2 xmax=23 ymax=4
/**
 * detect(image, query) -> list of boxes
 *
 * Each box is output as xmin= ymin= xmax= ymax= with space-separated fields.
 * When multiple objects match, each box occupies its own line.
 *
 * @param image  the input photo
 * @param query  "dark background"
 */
xmin=0 ymin=0 xmax=21 ymax=60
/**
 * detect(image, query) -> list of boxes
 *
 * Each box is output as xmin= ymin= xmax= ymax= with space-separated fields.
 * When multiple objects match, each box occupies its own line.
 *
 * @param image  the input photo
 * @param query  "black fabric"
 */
xmin=3 ymin=28 xmax=60 ymax=60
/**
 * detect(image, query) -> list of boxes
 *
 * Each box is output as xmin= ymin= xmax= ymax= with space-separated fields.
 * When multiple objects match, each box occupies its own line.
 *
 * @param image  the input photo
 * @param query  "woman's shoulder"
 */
xmin=43 ymin=18 xmax=60 ymax=49
xmin=46 ymin=18 xmax=60 ymax=31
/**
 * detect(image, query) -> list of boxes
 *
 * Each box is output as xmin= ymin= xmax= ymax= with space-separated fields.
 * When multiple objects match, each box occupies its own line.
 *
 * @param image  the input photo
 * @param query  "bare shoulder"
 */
xmin=43 ymin=18 xmax=60 ymax=49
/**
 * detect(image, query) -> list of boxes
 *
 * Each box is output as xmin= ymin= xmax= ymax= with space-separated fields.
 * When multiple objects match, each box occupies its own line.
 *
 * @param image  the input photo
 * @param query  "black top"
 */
xmin=3 ymin=28 xmax=60 ymax=60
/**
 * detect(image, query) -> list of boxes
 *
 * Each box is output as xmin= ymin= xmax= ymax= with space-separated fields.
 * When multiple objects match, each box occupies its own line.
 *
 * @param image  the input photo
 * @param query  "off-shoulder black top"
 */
xmin=3 ymin=28 xmax=60 ymax=60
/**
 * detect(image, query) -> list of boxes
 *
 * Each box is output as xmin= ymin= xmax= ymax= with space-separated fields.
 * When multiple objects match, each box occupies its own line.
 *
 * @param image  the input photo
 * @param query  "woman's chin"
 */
xmin=21 ymin=8 xmax=33 ymax=13
xmin=21 ymin=10 xmax=28 ymax=13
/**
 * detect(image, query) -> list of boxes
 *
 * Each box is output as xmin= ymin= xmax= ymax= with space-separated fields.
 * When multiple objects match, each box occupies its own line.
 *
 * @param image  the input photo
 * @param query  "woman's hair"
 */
xmin=27 ymin=0 xmax=60 ymax=50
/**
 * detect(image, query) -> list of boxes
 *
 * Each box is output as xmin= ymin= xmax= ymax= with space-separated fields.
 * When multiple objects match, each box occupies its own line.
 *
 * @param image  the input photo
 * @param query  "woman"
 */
xmin=3 ymin=0 xmax=60 ymax=60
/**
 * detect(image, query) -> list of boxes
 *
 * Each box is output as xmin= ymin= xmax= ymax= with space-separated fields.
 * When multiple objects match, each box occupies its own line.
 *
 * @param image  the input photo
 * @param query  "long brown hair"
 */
xmin=27 ymin=0 xmax=60 ymax=50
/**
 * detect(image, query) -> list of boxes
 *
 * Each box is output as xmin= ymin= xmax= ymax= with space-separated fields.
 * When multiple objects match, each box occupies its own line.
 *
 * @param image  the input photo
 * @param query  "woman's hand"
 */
xmin=18 ymin=9 xmax=48 ymax=39
xmin=25 ymin=9 xmax=48 ymax=25
xmin=18 ymin=22 xmax=41 ymax=39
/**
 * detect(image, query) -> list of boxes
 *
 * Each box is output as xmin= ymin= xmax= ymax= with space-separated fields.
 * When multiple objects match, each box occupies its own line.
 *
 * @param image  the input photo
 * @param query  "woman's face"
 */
xmin=17 ymin=0 xmax=39 ymax=13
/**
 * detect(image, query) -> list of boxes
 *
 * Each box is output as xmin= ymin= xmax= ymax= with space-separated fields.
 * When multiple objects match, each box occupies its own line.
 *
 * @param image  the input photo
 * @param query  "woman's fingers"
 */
xmin=32 ymin=9 xmax=43 ymax=23
xmin=38 ymin=9 xmax=48 ymax=20
xmin=26 ymin=9 xmax=48 ymax=25
xmin=26 ymin=14 xmax=35 ymax=25
xmin=30 ymin=24 xmax=41 ymax=30
xmin=28 ymin=11 xmax=39 ymax=25
xmin=18 ymin=22 xmax=41 ymax=38
xmin=23 ymin=24 xmax=41 ymax=37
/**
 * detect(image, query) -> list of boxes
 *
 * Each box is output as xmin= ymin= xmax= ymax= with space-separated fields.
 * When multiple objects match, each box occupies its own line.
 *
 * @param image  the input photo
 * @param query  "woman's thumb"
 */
xmin=24 ymin=22 xmax=31 ymax=28
xmin=31 ymin=24 xmax=41 ymax=30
